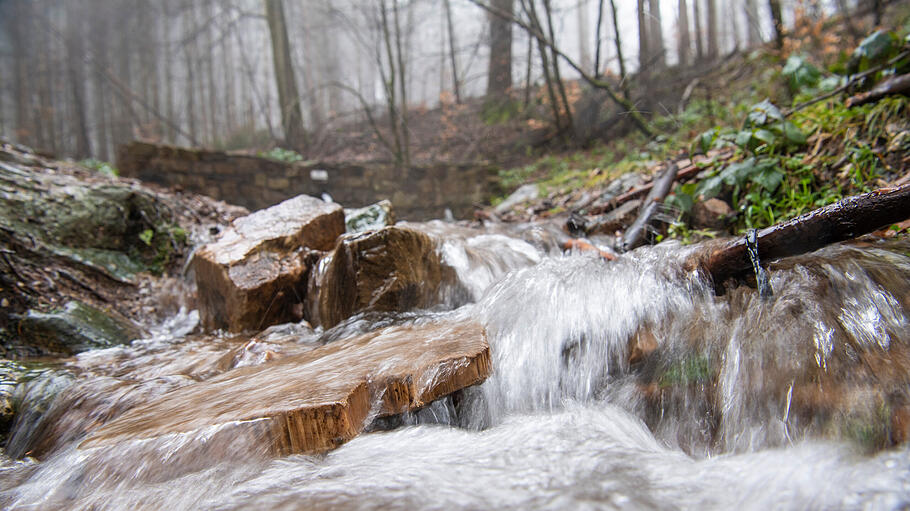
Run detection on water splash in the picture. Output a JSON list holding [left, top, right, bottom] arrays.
[[2, 232, 910, 510]]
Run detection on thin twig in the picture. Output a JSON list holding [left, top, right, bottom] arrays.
[[784, 49, 910, 117]]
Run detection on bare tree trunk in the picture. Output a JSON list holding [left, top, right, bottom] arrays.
[[576, 0, 592, 74], [637, 0, 650, 74], [768, 0, 784, 50], [393, 0, 410, 167], [10, 0, 33, 145], [745, 0, 761, 47], [542, 0, 574, 134], [706, 0, 718, 59], [264, 0, 306, 151], [444, 0, 462, 103], [677, 0, 690, 67], [693, 0, 704, 62], [648, 0, 665, 69], [523, 29, 534, 107], [594, 0, 605, 76], [65, 1, 92, 158], [521, 0, 563, 133], [487, 0, 514, 99], [378, 0, 404, 167], [91, 3, 110, 158], [609, 0, 629, 98]]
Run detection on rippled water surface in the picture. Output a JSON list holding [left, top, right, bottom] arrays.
[[2, 224, 910, 510]]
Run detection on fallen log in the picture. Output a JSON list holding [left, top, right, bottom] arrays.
[[620, 161, 679, 252], [81, 320, 491, 456], [845, 73, 910, 108], [688, 184, 910, 291], [588, 149, 733, 216]]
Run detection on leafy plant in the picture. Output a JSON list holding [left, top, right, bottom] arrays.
[[258, 147, 304, 163], [79, 159, 118, 177]]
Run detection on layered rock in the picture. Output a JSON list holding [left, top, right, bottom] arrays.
[[193, 195, 344, 332], [311, 226, 455, 328], [82, 320, 491, 455]]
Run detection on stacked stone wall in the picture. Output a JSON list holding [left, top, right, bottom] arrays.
[[117, 142, 500, 220]]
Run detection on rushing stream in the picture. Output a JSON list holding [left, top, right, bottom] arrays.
[[2, 221, 910, 510]]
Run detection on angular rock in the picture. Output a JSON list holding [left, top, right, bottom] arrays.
[[345, 200, 395, 233], [311, 226, 454, 328], [691, 198, 734, 230], [15, 301, 144, 357], [193, 195, 344, 332], [82, 320, 491, 455], [495, 183, 539, 215]]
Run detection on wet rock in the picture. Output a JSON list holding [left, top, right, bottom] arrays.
[[345, 200, 395, 233], [5, 366, 77, 458], [15, 301, 143, 357], [495, 184, 538, 215], [83, 320, 491, 455], [312, 226, 455, 328], [193, 195, 344, 332], [588, 199, 642, 235], [0, 360, 27, 439], [691, 198, 733, 230]]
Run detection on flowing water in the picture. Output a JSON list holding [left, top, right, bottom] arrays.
[[2, 222, 910, 510]]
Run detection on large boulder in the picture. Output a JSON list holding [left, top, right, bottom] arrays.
[[193, 195, 344, 332], [311, 226, 455, 328], [83, 320, 491, 455]]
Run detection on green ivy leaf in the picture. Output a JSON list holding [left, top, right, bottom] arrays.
[[751, 167, 785, 193], [139, 229, 154, 246]]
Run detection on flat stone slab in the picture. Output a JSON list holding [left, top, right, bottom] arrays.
[[82, 320, 491, 455], [193, 195, 344, 332]]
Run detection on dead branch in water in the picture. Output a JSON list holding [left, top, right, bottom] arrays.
[[687, 183, 910, 292]]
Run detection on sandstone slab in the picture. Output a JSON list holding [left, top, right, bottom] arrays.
[[193, 195, 344, 332], [82, 321, 491, 455]]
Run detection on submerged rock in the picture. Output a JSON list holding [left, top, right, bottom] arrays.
[[14, 301, 143, 357], [193, 195, 344, 332], [345, 200, 395, 233], [82, 320, 491, 455], [311, 226, 455, 328]]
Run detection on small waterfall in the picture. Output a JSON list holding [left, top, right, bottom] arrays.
[[2, 230, 910, 510]]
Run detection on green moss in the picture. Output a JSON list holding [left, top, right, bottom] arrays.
[[17, 300, 143, 356], [657, 354, 715, 388]]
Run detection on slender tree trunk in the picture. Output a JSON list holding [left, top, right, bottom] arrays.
[[487, 0, 514, 99], [677, 0, 690, 67], [693, 0, 704, 62], [205, 1, 218, 145], [576, 0, 592, 74], [522, 0, 563, 133], [768, 0, 784, 50], [162, 0, 175, 144], [379, 0, 403, 167], [264, 0, 306, 151], [609, 0, 629, 99], [648, 0, 665, 69], [745, 0, 761, 47], [594, 0, 605, 76], [66, 2, 92, 158], [444, 0, 462, 103], [523, 29, 533, 107], [91, 5, 110, 159], [10, 0, 32, 145], [637, 0, 650, 74], [542, 0, 574, 134], [706, 0, 718, 59], [393, 0, 410, 167]]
